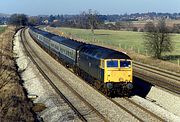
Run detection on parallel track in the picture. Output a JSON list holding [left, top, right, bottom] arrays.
[[133, 62, 180, 94], [22, 28, 166, 122], [77, 80, 165, 122], [134, 61, 180, 78], [81, 78, 165, 121], [112, 97, 165, 122], [20, 28, 108, 122], [46, 27, 180, 95]]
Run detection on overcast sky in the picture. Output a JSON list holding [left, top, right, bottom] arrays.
[[0, 0, 180, 15]]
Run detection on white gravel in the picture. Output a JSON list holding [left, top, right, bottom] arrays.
[[19, 28, 180, 122], [131, 95, 180, 122], [146, 86, 180, 116], [25, 28, 139, 121], [13, 30, 80, 122]]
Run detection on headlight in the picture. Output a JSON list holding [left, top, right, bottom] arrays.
[[126, 83, 133, 89], [106, 83, 113, 89], [119, 78, 123, 82]]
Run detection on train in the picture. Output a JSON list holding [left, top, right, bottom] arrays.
[[28, 27, 133, 96]]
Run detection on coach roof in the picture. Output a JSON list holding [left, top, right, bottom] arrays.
[[32, 27, 84, 49], [50, 32, 84, 49]]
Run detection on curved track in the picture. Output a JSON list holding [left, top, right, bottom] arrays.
[[21, 28, 166, 122], [20, 28, 108, 122]]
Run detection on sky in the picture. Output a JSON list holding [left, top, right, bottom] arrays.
[[0, 0, 180, 16]]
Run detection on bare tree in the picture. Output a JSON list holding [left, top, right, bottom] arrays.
[[87, 9, 99, 34], [79, 11, 89, 29], [143, 19, 173, 59]]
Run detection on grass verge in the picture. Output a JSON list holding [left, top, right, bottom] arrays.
[[0, 27, 6, 34], [46, 27, 180, 73], [0, 26, 35, 121]]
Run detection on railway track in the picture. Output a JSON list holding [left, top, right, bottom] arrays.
[[57, 62, 165, 121], [21, 28, 167, 121], [76, 73, 165, 121], [80, 79, 165, 121], [46, 27, 180, 95], [111, 97, 165, 122], [133, 62, 180, 94], [20, 28, 108, 122]]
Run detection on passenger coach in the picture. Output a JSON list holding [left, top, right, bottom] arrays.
[[29, 27, 133, 96]]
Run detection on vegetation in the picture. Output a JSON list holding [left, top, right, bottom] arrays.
[[0, 27, 6, 33], [56, 27, 145, 51], [143, 19, 173, 59], [47, 27, 180, 73], [86, 9, 100, 34], [1, 11, 180, 33], [8, 14, 28, 26], [50, 27, 180, 64], [0, 27, 35, 121]]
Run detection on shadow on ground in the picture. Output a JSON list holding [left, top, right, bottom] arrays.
[[112, 76, 153, 98], [130, 76, 153, 98]]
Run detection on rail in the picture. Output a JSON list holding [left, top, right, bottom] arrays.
[[45, 27, 180, 95], [20, 28, 108, 122], [22, 28, 168, 121], [111, 97, 165, 122], [133, 61, 180, 80], [133, 61, 180, 94]]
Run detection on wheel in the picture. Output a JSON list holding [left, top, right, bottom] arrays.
[[94, 81, 101, 90], [103, 88, 111, 97]]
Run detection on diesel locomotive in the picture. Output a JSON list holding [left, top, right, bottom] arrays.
[[29, 27, 133, 96]]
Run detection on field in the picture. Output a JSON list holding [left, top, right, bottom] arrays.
[[59, 28, 145, 50], [105, 20, 180, 29], [132, 20, 180, 28], [0, 27, 6, 33], [56, 27, 180, 64], [132, 20, 180, 27]]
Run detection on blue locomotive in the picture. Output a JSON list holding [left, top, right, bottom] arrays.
[[29, 27, 133, 96]]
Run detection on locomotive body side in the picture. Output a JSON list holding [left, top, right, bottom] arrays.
[[29, 27, 133, 96]]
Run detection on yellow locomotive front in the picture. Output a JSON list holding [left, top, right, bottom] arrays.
[[100, 59, 133, 95]]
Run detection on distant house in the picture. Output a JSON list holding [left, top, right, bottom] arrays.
[[43, 20, 49, 24], [53, 19, 59, 23]]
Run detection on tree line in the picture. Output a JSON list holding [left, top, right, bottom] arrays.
[[7, 12, 175, 59], [7, 12, 180, 33]]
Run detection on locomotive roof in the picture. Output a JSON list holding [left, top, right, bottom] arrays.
[[80, 44, 131, 60]]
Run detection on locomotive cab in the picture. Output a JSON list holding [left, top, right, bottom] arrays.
[[104, 59, 132, 83], [101, 59, 133, 93]]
